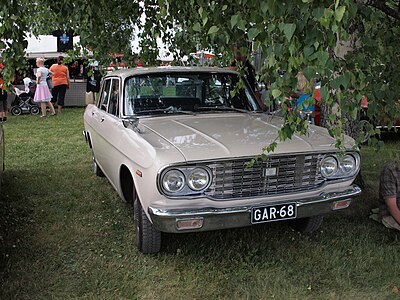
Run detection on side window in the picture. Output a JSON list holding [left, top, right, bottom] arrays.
[[107, 79, 120, 116], [99, 79, 111, 111]]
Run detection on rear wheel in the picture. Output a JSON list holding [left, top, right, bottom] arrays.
[[10, 106, 22, 116], [134, 197, 161, 254], [289, 215, 324, 233]]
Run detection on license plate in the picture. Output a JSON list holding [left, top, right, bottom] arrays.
[[251, 203, 297, 224]]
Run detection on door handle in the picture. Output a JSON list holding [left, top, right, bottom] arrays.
[[100, 117, 105, 123]]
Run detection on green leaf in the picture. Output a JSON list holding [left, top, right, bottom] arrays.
[[231, 15, 240, 29], [193, 22, 201, 32], [272, 89, 281, 98], [281, 23, 296, 42], [303, 67, 316, 81], [303, 46, 314, 58], [331, 75, 350, 90], [321, 86, 329, 100], [261, 2, 268, 14], [202, 15, 208, 26], [237, 19, 247, 30], [208, 26, 219, 34], [315, 51, 329, 66], [335, 6, 346, 22], [313, 7, 325, 19], [351, 107, 358, 119], [248, 28, 260, 40]]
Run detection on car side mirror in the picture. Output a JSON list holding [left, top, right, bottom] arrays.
[[122, 117, 142, 133]]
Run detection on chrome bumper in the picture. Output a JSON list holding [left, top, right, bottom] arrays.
[[148, 185, 361, 233]]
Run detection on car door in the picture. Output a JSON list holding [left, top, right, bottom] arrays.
[[90, 78, 123, 183], [86, 78, 111, 166]]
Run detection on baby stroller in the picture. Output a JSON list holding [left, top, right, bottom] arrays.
[[10, 79, 40, 116]]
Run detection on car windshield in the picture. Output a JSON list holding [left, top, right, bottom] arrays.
[[123, 72, 261, 116]]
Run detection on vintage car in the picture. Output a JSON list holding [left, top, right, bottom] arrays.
[[83, 66, 362, 254]]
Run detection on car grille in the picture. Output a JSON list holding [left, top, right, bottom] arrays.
[[204, 154, 325, 199]]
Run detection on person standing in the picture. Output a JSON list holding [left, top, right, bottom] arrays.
[[33, 57, 56, 117], [0, 73, 8, 122], [50, 56, 70, 114]]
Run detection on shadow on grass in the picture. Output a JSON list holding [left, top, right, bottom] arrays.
[[0, 169, 38, 276]]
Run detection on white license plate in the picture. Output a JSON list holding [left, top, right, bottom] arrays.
[[251, 203, 297, 224]]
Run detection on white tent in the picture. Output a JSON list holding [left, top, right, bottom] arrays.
[[26, 34, 174, 61], [26, 35, 81, 59]]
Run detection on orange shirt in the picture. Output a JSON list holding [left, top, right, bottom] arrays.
[[50, 64, 69, 86]]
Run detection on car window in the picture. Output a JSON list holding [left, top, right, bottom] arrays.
[[124, 73, 260, 116], [99, 79, 111, 111], [107, 79, 120, 116]]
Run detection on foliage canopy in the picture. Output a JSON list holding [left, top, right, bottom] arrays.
[[1, 0, 400, 146]]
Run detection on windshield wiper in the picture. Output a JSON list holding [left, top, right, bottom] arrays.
[[195, 106, 252, 113], [135, 106, 195, 115]]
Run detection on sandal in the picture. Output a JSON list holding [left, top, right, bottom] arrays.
[[40, 115, 46, 118]]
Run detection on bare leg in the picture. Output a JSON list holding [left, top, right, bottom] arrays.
[[40, 102, 46, 117], [48, 102, 56, 115], [58, 105, 62, 114]]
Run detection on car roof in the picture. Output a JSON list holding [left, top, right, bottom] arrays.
[[104, 66, 239, 80]]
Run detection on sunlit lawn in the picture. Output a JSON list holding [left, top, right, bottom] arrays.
[[0, 108, 399, 299]]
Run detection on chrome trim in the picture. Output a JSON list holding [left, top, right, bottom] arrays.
[[159, 166, 212, 196], [148, 185, 361, 233], [156, 151, 360, 200], [376, 125, 400, 129]]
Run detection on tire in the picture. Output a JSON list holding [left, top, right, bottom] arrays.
[[357, 119, 371, 143], [10, 106, 22, 116], [134, 197, 161, 254], [289, 215, 324, 233], [30, 106, 40, 115], [92, 156, 105, 177]]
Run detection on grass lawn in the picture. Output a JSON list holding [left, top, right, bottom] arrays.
[[0, 108, 399, 299]]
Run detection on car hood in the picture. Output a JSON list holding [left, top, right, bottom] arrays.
[[140, 113, 352, 162]]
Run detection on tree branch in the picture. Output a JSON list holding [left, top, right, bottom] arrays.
[[357, 0, 400, 21]]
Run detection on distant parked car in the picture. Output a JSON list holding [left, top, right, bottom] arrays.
[[83, 67, 362, 254]]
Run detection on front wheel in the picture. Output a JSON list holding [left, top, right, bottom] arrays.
[[289, 215, 324, 233], [134, 198, 161, 254], [356, 119, 371, 144], [30, 106, 40, 115]]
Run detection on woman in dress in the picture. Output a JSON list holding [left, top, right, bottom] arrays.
[[33, 57, 56, 117]]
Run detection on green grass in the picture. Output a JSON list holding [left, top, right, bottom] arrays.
[[0, 108, 399, 299]]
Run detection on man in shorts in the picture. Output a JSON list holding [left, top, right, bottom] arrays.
[[379, 163, 400, 231]]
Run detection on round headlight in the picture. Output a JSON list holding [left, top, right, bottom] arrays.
[[162, 169, 185, 193], [187, 168, 210, 191], [341, 154, 356, 175], [321, 156, 338, 178]]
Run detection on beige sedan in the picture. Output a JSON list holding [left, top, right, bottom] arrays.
[[83, 66, 361, 254]]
